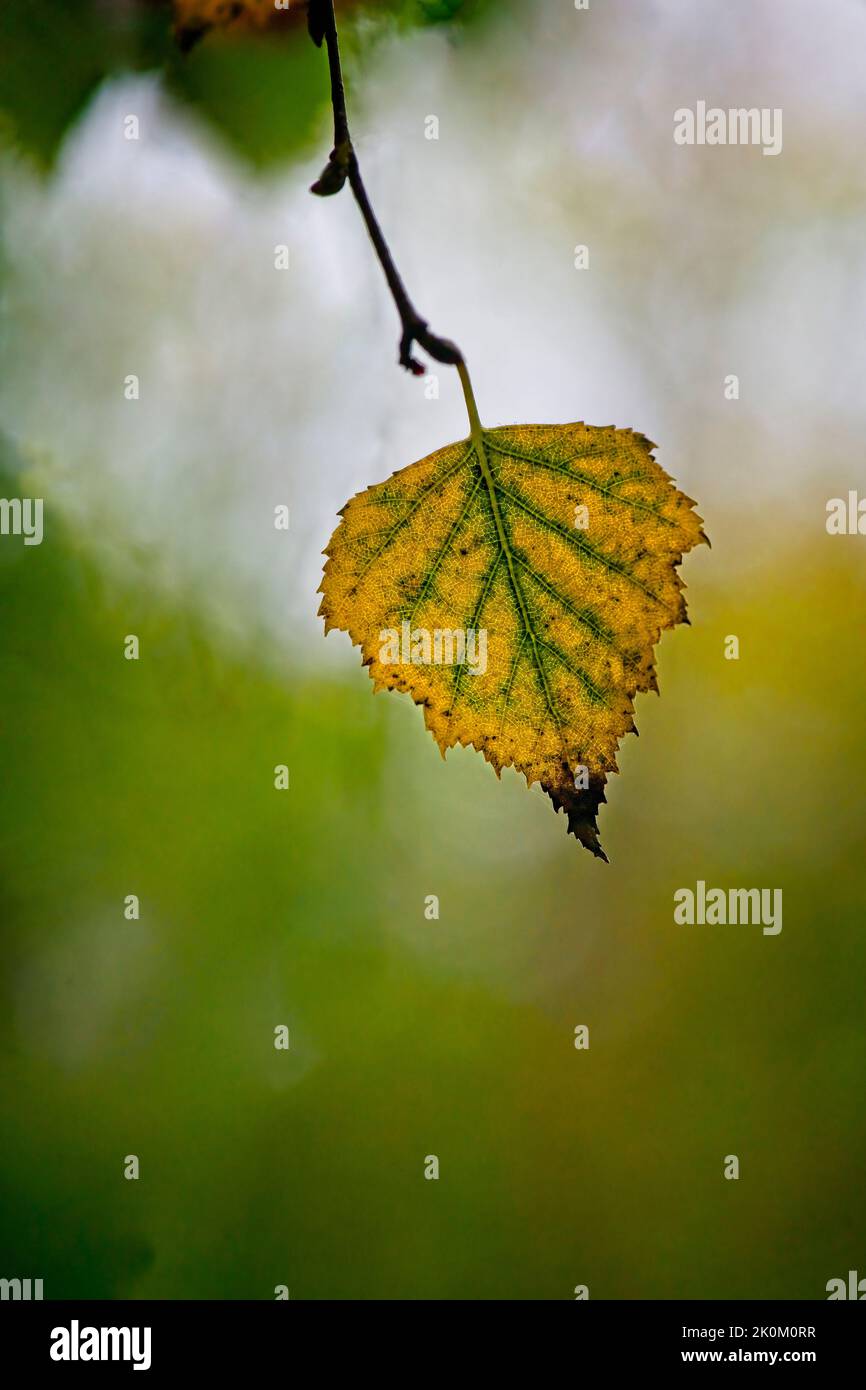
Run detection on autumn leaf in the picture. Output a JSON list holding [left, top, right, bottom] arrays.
[[320, 403, 706, 860], [172, 0, 371, 51], [173, 0, 287, 51]]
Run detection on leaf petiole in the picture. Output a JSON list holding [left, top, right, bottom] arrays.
[[456, 359, 484, 445]]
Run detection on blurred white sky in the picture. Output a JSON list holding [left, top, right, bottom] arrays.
[[1, 0, 865, 662]]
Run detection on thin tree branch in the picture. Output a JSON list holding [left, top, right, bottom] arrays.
[[308, 0, 463, 376]]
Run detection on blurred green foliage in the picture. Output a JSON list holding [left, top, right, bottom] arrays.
[[0, 0, 151, 167], [0, 0, 495, 171], [166, 30, 329, 169]]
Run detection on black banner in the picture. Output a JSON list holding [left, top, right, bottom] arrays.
[[1, 1299, 861, 1375]]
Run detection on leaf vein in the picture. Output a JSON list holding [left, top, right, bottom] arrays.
[[355, 446, 473, 584], [494, 481, 674, 615], [488, 440, 675, 526], [407, 473, 483, 622], [512, 552, 638, 668], [445, 548, 502, 716], [537, 638, 611, 708]]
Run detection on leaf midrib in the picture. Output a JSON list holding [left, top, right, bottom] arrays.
[[467, 430, 565, 739]]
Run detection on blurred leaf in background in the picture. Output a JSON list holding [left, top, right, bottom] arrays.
[[0, 0, 496, 172], [0, 0, 165, 168], [165, 0, 496, 168], [173, 0, 291, 52]]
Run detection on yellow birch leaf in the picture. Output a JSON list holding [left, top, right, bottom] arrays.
[[319, 403, 706, 859]]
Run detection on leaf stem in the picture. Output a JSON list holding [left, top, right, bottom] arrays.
[[309, 0, 471, 393], [457, 359, 484, 444]]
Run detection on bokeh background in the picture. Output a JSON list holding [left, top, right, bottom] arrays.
[[1, 0, 865, 1299]]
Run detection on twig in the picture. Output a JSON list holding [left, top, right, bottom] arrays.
[[308, 0, 464, 377]]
